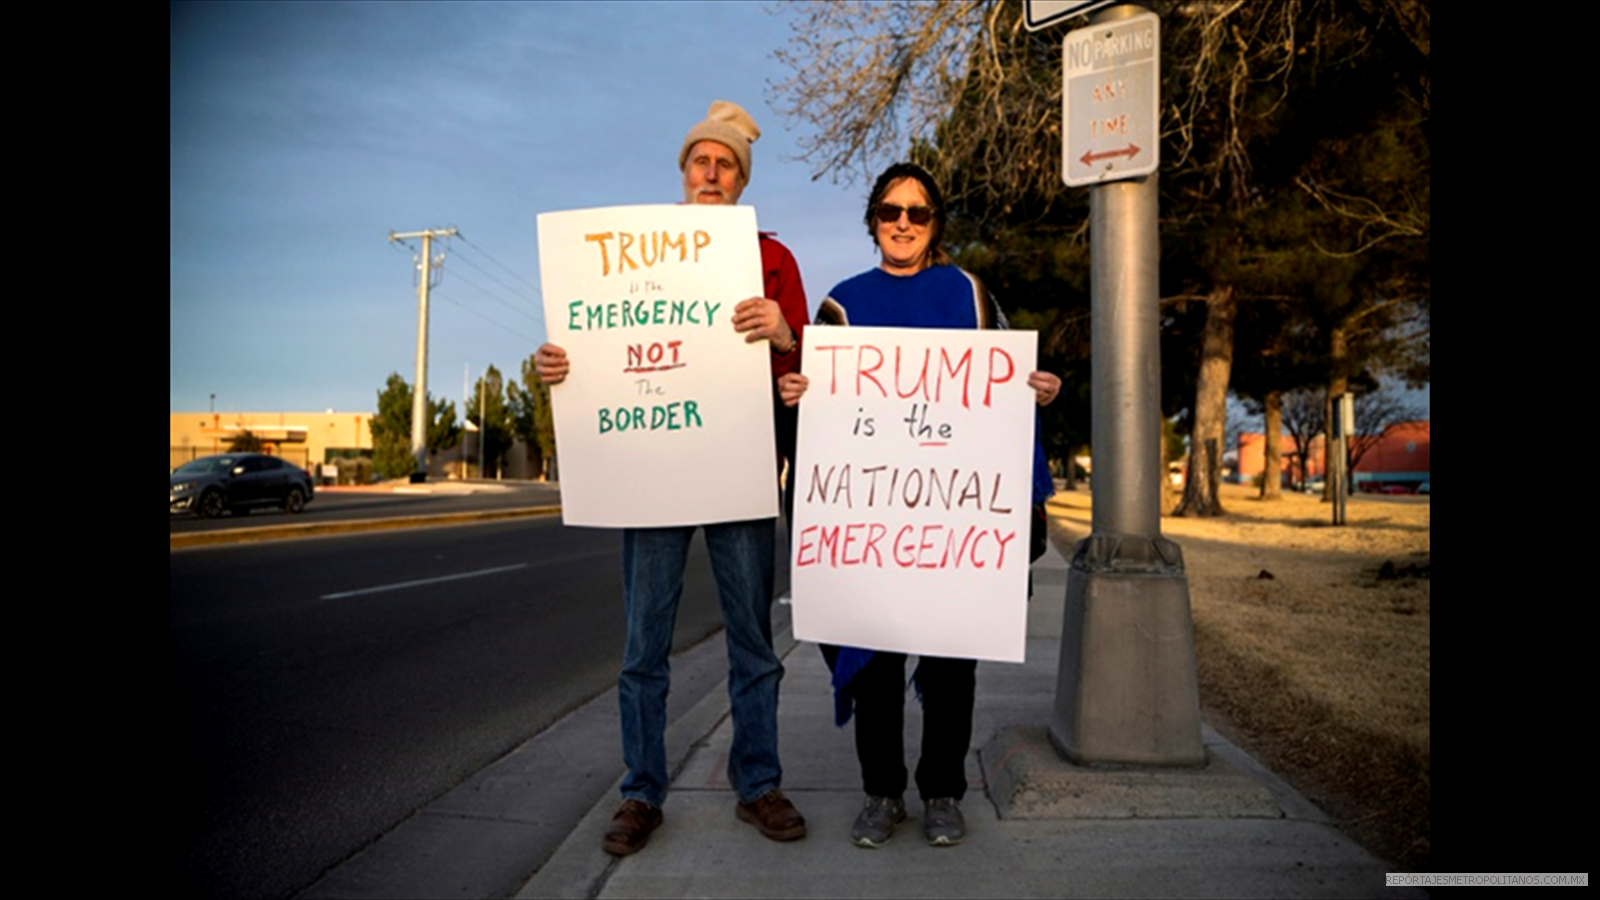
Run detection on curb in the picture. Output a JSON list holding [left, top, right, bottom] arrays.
[[515, 615, 799, 899], [169, 506, 563, 549]]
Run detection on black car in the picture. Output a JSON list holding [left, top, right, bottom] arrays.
[[170, 453, 315, 518]]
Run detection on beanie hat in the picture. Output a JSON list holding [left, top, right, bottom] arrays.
[[678, 100, 760, 183]]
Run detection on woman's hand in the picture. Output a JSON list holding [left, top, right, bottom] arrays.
[[778, 372, 809, 408], [535, 343, 569, 385], [1029, 371, 1061, 406], [732, 297, 797, 354]]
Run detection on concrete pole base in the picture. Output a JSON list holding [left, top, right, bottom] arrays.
[[1050, 538, 1204, 766]]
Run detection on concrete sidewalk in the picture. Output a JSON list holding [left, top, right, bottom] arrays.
[[516, 537, 1419, 899]]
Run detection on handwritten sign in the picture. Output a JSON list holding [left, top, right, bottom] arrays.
[[537, 204, 778, 527], [791, 325, 1038, 662]]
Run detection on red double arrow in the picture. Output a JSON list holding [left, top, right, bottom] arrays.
[[1079, 143, 1142, 166]]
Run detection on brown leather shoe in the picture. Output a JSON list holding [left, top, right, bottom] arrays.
[[735, 789, 806, 841], [602, 799, 663, 856]]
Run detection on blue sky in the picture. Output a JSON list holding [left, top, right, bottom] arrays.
[[170, 1, 1428, 421], [171, 1, 872, 415]]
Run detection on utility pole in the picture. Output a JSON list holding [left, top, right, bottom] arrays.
[[388, 227, 457, 482]]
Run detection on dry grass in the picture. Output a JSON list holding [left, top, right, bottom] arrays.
[[1046, 482, 1431, 869]]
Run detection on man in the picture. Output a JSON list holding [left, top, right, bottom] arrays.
[[534, 100, 810, 857]]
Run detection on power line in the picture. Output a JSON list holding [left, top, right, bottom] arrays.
[[432, 287, 540, 344], [444, 249, 545, 328], [456, 231, 542, 297]]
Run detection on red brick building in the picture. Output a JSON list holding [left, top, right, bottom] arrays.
[[1237, 421, 1430, 491]]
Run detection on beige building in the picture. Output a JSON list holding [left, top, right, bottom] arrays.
[[170, 410, 544, 482], [170, 410, 374, 471]]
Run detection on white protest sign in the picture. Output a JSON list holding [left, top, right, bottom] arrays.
[[537, 204, 778, 527], [791, 325, 1038, 663]]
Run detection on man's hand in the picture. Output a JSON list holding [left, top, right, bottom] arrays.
[[732, 297, 796, 353], [1028, 371, 1062, 406], [778, 373, 809, 408], [536, 343, 570, 385]]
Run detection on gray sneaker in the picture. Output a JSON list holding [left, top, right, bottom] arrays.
[[923, 797, 966, 846], [850, 795, 906, 848]]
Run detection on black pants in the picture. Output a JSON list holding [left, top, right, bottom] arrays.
[[824, 646, 977, 801]]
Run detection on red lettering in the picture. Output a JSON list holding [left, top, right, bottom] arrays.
[[795, 525, 817, 567], [811, 341, 1015, 407], [893, 525, 917, 567], [863, 523, 886, 567], [625, 340, 684, 372], [894, 346, 931, 400], [993, 530, 1017, 569], [841, 523, 865, 566], [939, 347, 973, 408], [798, 523, 1011, 570], [857, 344, 885, 398], [946, 526, 977, 568], [817, 525, 842, 566], [917, 525, 942, 569], [984, 347, 1015, 407], [813, 344, 849, 396]]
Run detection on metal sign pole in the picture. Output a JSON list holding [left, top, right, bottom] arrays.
[[1050, 3, 1203, 766]]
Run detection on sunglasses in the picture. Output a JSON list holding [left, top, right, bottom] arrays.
[[874, 203, 936, 226]]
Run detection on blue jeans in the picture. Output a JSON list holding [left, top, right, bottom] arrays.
[[618, 519, 783, 807]]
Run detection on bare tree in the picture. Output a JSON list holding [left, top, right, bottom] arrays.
[[771, 0, 1429, 518], [1348, 386, 1424, 474], [772, 0, 1066, 213], [1280, 387, 1325, 491]]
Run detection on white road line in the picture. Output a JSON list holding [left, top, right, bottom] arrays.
[[320, 564, 528, 599]]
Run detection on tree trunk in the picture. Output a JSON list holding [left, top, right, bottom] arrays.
[[1160, 427, 1176, 514], [526, 442, 545, 483], [1175, 285, 1236, 517], [1260, 389, 1283, 500]]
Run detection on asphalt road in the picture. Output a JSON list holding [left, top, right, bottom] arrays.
[[172, 505, 783, 898], [168, 481, 563, 536]]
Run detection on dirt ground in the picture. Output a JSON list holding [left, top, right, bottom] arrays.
[[1046, 481, 1431, 870]]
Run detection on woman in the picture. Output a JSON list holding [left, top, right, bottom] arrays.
[[779, 162, 1060, 848]]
